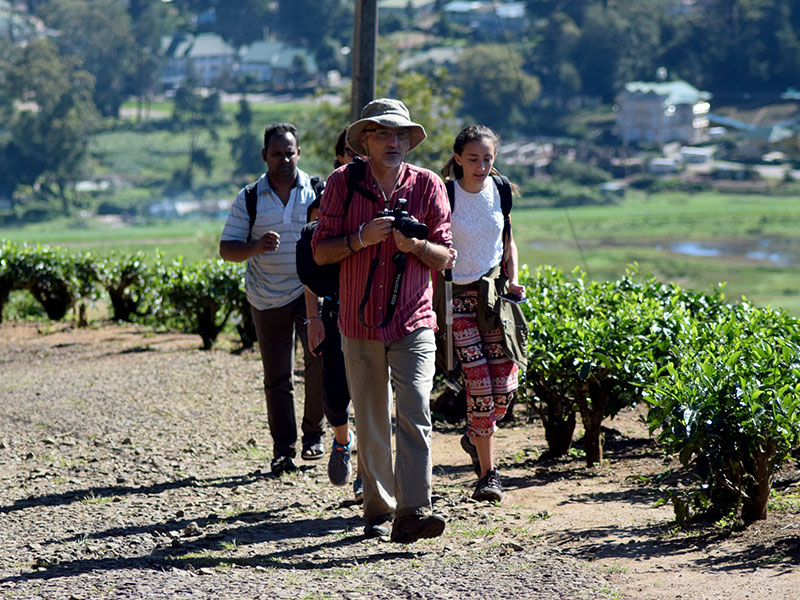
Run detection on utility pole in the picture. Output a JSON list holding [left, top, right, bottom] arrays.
[[350, 0, 378, 122]]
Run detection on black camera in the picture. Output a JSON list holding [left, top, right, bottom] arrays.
[[378, 198, 428, 240]]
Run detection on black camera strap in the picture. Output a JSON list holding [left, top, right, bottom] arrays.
[[358, 243, 406, 329]]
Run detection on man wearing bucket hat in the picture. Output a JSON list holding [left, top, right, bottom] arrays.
[[312, 98, 455, 543]]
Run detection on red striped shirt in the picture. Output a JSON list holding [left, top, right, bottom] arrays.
[[312, 161, 451, 343]]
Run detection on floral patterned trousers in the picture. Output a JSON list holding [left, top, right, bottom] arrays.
[[452, 290, 518, 438]]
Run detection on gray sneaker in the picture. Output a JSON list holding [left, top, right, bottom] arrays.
[[472, 468, 503, 502], [327, 434, 352, 486]]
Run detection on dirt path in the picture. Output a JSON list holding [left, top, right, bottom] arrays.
[[0, 322, 798, 599]]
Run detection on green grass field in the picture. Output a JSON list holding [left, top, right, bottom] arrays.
[[96, 100, 322, 192], [1, 218, 224, 263], [512, 190, 800, 314], [3, 189, 799, 315]]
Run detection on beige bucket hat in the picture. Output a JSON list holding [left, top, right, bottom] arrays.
[[346, 98, 427, 156]]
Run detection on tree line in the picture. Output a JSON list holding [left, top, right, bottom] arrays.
[[1, 0, 797, 214]]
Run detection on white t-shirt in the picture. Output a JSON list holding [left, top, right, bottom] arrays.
[[220, 169, 317, 310], [450, 179, 503, 285]]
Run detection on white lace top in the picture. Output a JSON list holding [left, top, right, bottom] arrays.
[[451, 179, 503, 285]]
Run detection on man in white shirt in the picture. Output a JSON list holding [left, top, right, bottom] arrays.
[[220, 123, 324, 475]]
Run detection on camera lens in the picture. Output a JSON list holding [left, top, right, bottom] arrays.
[[396, 216, 428, 240]]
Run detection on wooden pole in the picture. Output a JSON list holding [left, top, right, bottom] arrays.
[[350, 0, 378, 122]]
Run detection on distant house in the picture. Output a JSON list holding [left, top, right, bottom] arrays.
[[616, 80, 712, 145], [238, 41, 319, 88], [398, 46, 463, 71], [378, 0, 435, 18], [160, 33, 236, 89], [236, 41, 285, 84], [680, 146, 715, 163], [0, 1, 49, 44], [707, 112, 797, 161], [185, 33, 236, 88], [160, 35, 194, 89], [648, 157, 680, 174], [443, 1, 526, 36]]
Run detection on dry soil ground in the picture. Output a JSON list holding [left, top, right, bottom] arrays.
[[1, 322, 799, 599]]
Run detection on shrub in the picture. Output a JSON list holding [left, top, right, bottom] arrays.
[[521, 266, 682, 465], [156, 257, 245, 349], [0, 241, 74, 321], [70, 251, 102, 326], [645, 302, 800, 525], [3, 290, 48, 321], [98, 251, 158, 322], [548, 159, 612, 186]]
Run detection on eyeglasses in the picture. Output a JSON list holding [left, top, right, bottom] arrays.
[[363, 128, 412, 141]]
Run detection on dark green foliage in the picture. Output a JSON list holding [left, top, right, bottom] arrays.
[[0, 241, 75, 321], [0, 38, 99, 212], [521, 258, 800, 523], [156, 257, 245, 350], [230, 99, 265, 178], [521, 266, 677, 464], [70, 251, 102, 326], [36, 0, 137, 118], [547, 159, 611, 186], [7, 240, 800, 525], [645, 302, 800, 525], [98, 251, 158, 322]]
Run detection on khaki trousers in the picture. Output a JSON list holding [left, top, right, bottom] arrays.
[[342, 328, 436, 521]]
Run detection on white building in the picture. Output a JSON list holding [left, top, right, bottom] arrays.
[[160, 33, 236, 89], [616, 80, 712, 145]]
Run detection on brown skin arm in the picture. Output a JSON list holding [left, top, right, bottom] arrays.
[[392, 230, 453, 271], [304, 287, 324, 356], [219, 232, 280, 262], [503, 231, 524, 296], [313, 216, 394, 265], [314, 216, 453, 271]]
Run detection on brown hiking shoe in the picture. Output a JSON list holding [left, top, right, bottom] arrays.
[[390, 514, 446, 544], [364, 514, 392, 539]]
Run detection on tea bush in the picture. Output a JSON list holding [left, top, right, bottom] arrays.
[[6, 241, 800, 524]]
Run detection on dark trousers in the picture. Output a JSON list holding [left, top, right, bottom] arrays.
[[251, 295, 324, 458], [320, 298, 351, 427]]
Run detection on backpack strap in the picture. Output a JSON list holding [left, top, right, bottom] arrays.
[[447, 175, 511, 222], [344, 157, 377, 212], [492, 174, 513, 217], [445, 179, 455, 212], [248, 175, 327, 240], [491, 173, 513, 245], [244, 181, 259, 242], [310, 176, 325, 200], [491, 173, 514, 278], [306, 176, 326, 221]]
